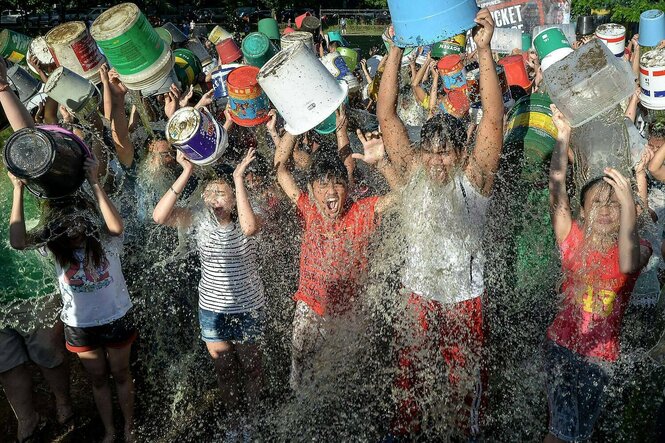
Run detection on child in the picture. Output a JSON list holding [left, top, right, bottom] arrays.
[[9, 155, 136, 443], [545, 105, 651, 443], [152, 148, 265, 427], [272, 111, 401, 390]]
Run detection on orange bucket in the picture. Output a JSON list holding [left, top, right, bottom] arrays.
[[498, 55, 532, 90], [226, 66, 271, 127], [437, 54, 467, 92]]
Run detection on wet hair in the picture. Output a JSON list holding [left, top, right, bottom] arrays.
[[308, 148, 349, 186], [580, 178, 613, 208], [646, 121, 665, 140], [419, 113, 467, 154]]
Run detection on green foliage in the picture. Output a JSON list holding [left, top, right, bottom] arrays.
[[571, 0, 665, 22]]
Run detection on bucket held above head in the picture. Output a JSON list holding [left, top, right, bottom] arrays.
[[640, 48, 665, 110], [161, 21, 189, 44], [226, 66, 271, 128], [639, 10, 665, 48], [166, 106, 227, 165], [281, 31, 315, 54], [7, 64, 41, 105], [209, 25, 233, 45], [595, 24, 626, 58], [46, 21, 106, 84], [44, 66, 100, 117]]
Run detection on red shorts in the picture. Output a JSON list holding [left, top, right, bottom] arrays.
[[392, 292, 486, 437]]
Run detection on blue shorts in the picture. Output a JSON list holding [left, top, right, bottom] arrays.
[[544, 340, 609, 442], [198, 307, 264, 344]]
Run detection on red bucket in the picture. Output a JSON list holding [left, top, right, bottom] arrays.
[[498, 55, 532, 90], [437, 54, 467, 92], [216, 38, 242, 65], [226, 66, 271, 127]]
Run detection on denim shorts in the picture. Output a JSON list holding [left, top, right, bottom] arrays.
[[544, 340, 609, 442], [198, 307, 264, 344]]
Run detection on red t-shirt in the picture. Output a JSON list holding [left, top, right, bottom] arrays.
[[294, 193, 380, 316], [547, 222, 649, 361]]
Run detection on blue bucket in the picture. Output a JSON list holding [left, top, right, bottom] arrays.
[[314, 112, 337, 134], [388, 0, 478, 47], [639, 10, 665, 47]]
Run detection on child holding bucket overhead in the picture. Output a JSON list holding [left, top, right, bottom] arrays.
[[152, 148, 266, 427], [544, 105, 651, 443]]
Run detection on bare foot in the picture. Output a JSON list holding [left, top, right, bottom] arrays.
[[55, 400, 74, 426]]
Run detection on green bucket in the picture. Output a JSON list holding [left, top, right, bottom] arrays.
[[155, 27, 173, 46], [505, 93, 558, 167], [314, 112, 337, 134], [0, 29, 32, 64], [431, 41, 463, 58], [258, 18, 280, 41], [533, 28, 571, 60], [242, 32, 278, 68], [521, 33, 532, 51], [336, 47, 358, 71], [174, 48, 202, 89], [91, 4, 165, 77]]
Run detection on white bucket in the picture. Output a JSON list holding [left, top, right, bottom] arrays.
[[141, 68, 180, 97], [596, 24, 626, 57], [257, 42, 348, 135], [640, 49, 665, 110], [120, 46, 175, 91], [491, 27, 523, 54], [186, 38, 213, 67], [44, 66, 99, 116], [26, 37, 55, 76], [541, 47, 574, 71], [45, 21, 106, 84], [532, 24, 576, 46], [209, 26, 233, 45], [280, 31, 315, 53]]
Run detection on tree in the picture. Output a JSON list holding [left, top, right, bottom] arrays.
[[571, 0, 665, 23]]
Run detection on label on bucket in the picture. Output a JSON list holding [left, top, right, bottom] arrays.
[[168, 108, 218, 161], [8, 50, 24, 63], [212, 66, 236, 99], [72, 33, 105, 72], [0, 30, 30, 60], [441, 67, 467, 92], [96, 13, 164, 76], [507, 112, 558, 139], [229, 93, 270, 125]]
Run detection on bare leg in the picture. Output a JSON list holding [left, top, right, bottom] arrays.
[[77, 349, 115, 443], [34, 323, 73, 424], [205, 341, 242, 416], [107, 344, 135, 443], [234, 343, 263, 412], [0, 364, 40, 441], [544, 433, 567, 443]]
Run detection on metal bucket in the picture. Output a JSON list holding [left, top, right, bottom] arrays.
[[0, 29, 31, 64], [45, 22, 106, 84], [7, 65, 41, 104], [44, 66, 99, 117], [166, 106, 227, 165]]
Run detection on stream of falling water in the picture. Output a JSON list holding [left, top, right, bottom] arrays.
[[128, 90, 156, 139]]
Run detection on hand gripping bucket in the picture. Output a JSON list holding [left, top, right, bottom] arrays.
[[281, 31, 315, 54], [26, 37, 55, 76], [337, 47, 358, 71], [533, 27, 573, 72], [209, 26, 233, 45], [640, 48, 665, 110], [185, 38, 213, 67], [437, 55, 467, 92], [7, 65, 41, 105], [639, 10, 665, 48], [216, 38, 243, 65], [44, 66, 100, 117], [161, 22, 188, 44], [0, 29, 32, 64], [258, 18, 281, 41], [2, 126, 91, 199], [491, 27, 523, 54], [257, 41, 348, 135], [211, 63, 242, 100], [226, 66, 271, 127], [387, 0, 478, 47], [498, 55, 532, 90], [46, 22, 106, 84], [242, 32, 278, 68], [166, 106, 227, 165], [595, 24, 626, 57], [504, 93, 558, 167]]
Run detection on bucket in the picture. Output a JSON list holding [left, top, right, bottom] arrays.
[[300, 16, 321, 33], [576, 15, 596, 37], [337, 47, 358, 71], [44, 66, 99, 116], [314, 112, 337, 134], [226, 66, 271, 127], [640, 49, 665, 110], [174, 48, 203, 89], [387, 0, 478, 47], [532, 25, 576, 46], [596, 24, 626, 57], [216, 38, 242, 64], [166, 106, 227, 165], [257, 41, 348, 135], [431, 41, 462, 58], [295, 12, 311, 30], [521, 33, 532, 51], [498, 55, 531, 90], [242, 32, 278, 68], [45, 22, 106, 84], [185, 38, 213, 67], [321, 52, 360, 93], [211, 63, 241, 99], [504, 93, 557, 166], [258, 18, 280, 41], [7, 65, 41, 104], [0, 29, 31, 64], [281, 31, 315, 53], [161, 22, 188, 44], [440, 88, 470, 118], [639, 10, 665, 48], [283, 27, 295, 35], [26, 37, 55, 75], [491, 27, 523, 54], [209, 25, 233, 45], [416, 45, 431, 65], [91, 3, 165, 78], [533, 27, 571, 62], [2, 126, 91, 199], [437, 54, 467, 92], [155, 27, 173, 46], [142, 68, 179, 97], [328, 31, 348, 47], [466, 65, 513, 110]]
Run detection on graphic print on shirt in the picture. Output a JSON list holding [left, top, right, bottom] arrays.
[[575, 284, 618, 318], [63, 251, 112, 293]]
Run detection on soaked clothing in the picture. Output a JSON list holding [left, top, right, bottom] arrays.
[[294, 194, 380, 316], [0, 324, 65, 373], [55, 235, 132, 328], [198, 307, 264, 343], [546, 222, 649, 362], [64, 313, 137, 353], [290, 300, 328, 390]]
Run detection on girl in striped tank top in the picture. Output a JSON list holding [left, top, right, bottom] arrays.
[[152, 147, 265, 424]]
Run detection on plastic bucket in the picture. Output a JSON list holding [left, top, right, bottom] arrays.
[[533, 25, 576, 46], [242, 32, 278, 68], [576, 15, 595, 37], [300, 16, 321, 33], [3, 126, 91, 199], [295, 12, 311, 29], [161, 22, 188, 44], [185, 38, 213, 67], [437, 54, 467, 92], [533, 28, 571, 61], [216, 38, 242, 64], [328, 31, 348, 47], [283, 27, 295, 35], [155, 27, 173, 46], [7, 65, 41, 104], [439, 88, 470, 118], [209, 25, 233, 45], [640, 49, 665, 110], [504, 93, 557, 166], [226, 66, 271, 127], [337, 47, 358, 71], [91, 3, 165, 77], [431, 41, 462, 58], [211, 63, 241, 99], [142, 68, 179, 97], [639, 10, 665, 47], [46, 22, 106, 84], [491, 27, 523, 54], [258, 18, 280, 41], [174, 48, 203, 89], [321, 52, 360, 93], [466, 65, 513, 110], [26, 37, 55, 75], [314, 112, 337, 134], [44, 66, 99, 115], [521, 33, 532, 51], [257, 41, 348, 135], [541, 47, 574, 72], [166, 106, 227, 165], [281, 31, 314, 53], [0, 29, 31, 64], [387, 0, 478, 47], [596, 24, 626, 57], [498, 55, 531, 90]]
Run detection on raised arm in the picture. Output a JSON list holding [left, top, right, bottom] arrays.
[[548, 104, 573, 244], [428, 63, 439, 119], [85, 154, 124, 236], [101, 66, 134, 168], [376, 45, 415, 174], [410, 55, 432, 104], [464, 9, 505, 196], [0, 58, 34, 131], [648, 138, 665, 182], [336, 106, 355, 188], [233, 147, 262, 236], [8, 173, 29, 250], [273, 115, 301, 205], [152, 151, 194, 228]]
